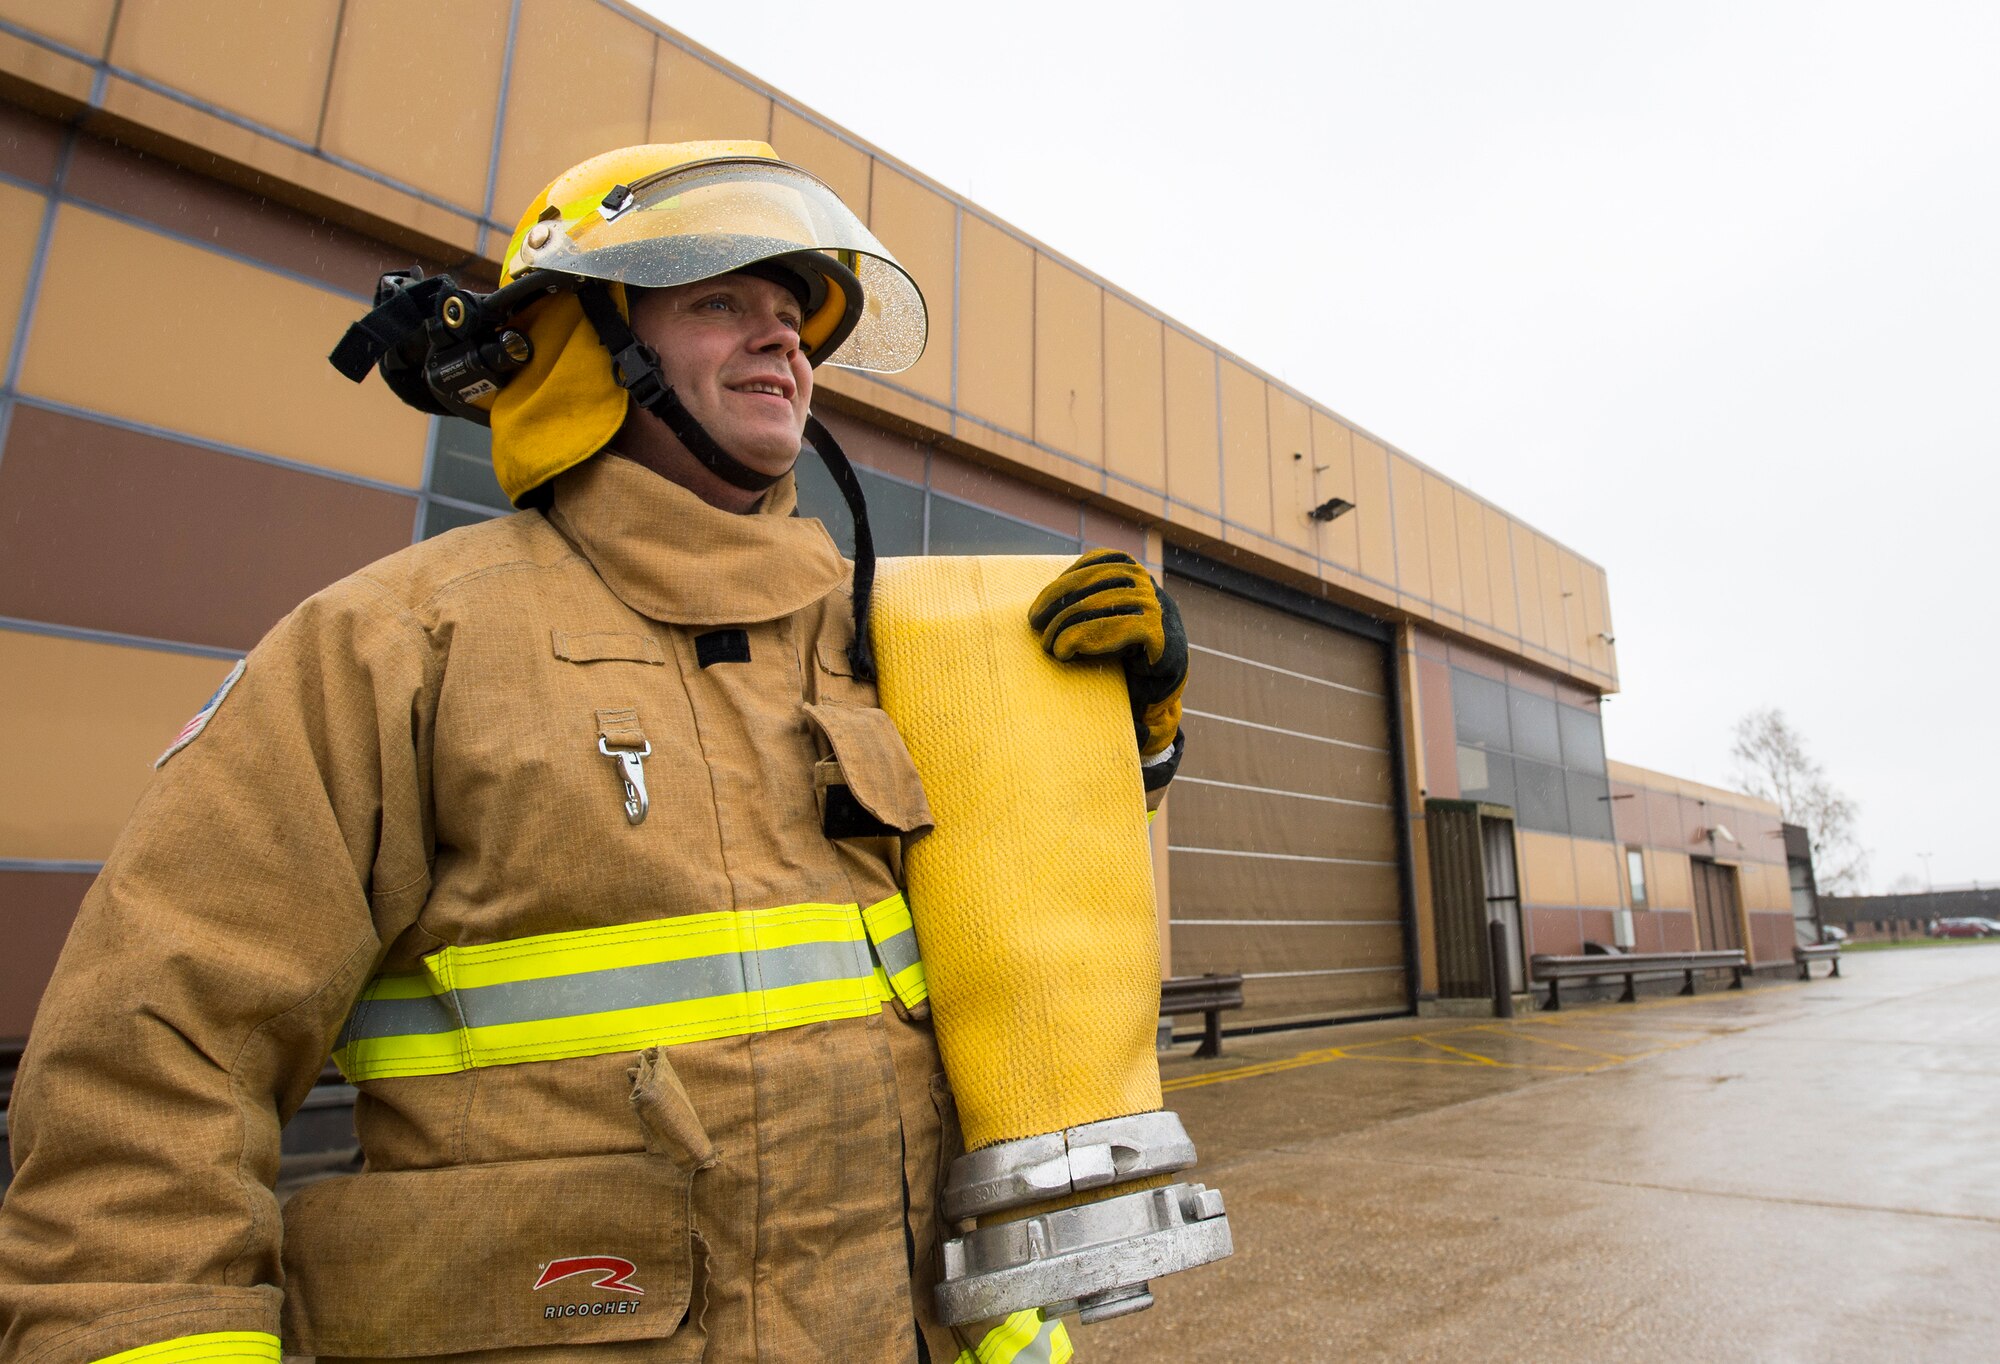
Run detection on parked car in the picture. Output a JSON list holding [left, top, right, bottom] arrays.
[[1932, 918, 2000, 938], [1819, 925, 1849, 944]]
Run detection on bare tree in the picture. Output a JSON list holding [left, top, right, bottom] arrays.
[[1731, 707, 1869, 893]]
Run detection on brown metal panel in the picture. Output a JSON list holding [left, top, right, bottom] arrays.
[[1183, 647, 1393, 750], [1161, 329, 1220, 522], [1523, 906, 1584, 957], [0, 100, 66, 186], [1171, 781, 1397, 863], [0, 406, 415, 650], [1230, 970, 1407, 1029], [1167, 852, 1400, 923], [956, 214, 1035, 436], [1179, 719, 1395, 808], [487, 0, 653, 229], [1171, 923, 1405, 978], [1610, 779, 1647, 845], [63, 133, 461, 297], [24, 205, 431, 487], [109, 0, 344, 145], [320, 0, 508, 214], [1173, 578, 1387, 695], [811, 407, 927, 485], [1, 633, 235, 860], [1659, 911, 1698, 952], [1414, 655, 1459, 800], [0, 870, 91, 1039], [927, 447, 1080, 536]]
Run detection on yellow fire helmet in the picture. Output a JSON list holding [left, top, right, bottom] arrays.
[[329, 140, 924, 676], [485, 140, 927, 505]]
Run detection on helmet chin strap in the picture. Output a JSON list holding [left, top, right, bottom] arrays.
[[574, 279, 880, 682]]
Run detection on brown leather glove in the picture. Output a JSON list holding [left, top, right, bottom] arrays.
[[1029, 549, 1187, 790]]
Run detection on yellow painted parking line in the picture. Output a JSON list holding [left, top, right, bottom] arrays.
[[1470, 1026, 1632, 1062], [1161, 981, 1802, 1093], [1411, 1036, 1507, 1066]]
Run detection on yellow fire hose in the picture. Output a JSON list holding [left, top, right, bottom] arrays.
[[872, 555, 1232, 1327]]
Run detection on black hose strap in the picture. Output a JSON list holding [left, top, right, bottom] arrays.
[[804, 413, 878, 684], [574, 280, 782, 493]]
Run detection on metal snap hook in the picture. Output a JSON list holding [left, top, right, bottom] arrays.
[[598, 737, 653, 825]]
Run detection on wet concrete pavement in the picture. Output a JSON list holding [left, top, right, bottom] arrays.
[[1086, 946, 2000, 1362]]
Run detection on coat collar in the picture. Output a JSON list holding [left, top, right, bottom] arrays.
[[546, 453, 846, 625]]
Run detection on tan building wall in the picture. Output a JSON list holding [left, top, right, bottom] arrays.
[[0, 0, 1618, 689], [1607, 761, 1793, 966]]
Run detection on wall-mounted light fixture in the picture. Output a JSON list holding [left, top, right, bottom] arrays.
[[1309, 497, 1355, 523]]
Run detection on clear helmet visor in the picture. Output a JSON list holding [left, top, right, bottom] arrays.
[[528, 159, 927, 374]]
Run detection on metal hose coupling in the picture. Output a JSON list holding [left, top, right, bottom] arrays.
[[934, 1111, 1233, 1326]]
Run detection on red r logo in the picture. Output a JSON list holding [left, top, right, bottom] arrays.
[[534, 1255, 645, 1295]]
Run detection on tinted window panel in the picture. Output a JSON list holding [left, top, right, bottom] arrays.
[[928, 496, 1080, 556], [1451, 669, 1510, 750], [1514, 759, 1569, 834], [1457, 745, 1515, 811], [793, 457, 925, 558], [430, 418, 510, 511], [1558, 704, 1607, 775], [421, 499, 494, 540], [1507, 691, 1561, 764], [1566, 770, 1613, 840]]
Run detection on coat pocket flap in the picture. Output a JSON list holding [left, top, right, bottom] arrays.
[[553, 629, 667, 664], [813, 591, 858, 678], [802, 700, 934, 836], [282, 1153, 695, 1358]]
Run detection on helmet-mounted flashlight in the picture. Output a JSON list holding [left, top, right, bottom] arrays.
[[330, 269, 560, 425]]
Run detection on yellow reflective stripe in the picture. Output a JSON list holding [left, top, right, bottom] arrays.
[[336, 975, 892, 1081], [886, 958, 928, 1009], [860, 892, 929, 1009], [954, 1310, 1073, 1364], [92, 1333, 281, 1364], [334, 901, 914, 1082], [436, 902, 867, 991]]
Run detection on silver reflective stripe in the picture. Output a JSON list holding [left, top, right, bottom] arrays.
[[1014, 1316, 1065, 1364], [337, 936, 877, 1046], [872, 925, 921, 980]]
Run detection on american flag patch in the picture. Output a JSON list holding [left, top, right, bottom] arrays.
[[155, 659, 246, 769]]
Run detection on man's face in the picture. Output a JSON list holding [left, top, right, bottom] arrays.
[[626, 272, 814, 480]]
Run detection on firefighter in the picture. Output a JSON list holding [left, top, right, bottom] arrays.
[[0, 143, 1185, 1364]]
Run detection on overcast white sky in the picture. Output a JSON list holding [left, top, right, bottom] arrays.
[[644, 1, 1999, 893]]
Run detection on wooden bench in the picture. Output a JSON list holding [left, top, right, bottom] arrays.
[[1529, 950, 1750, 1011], [1794, 942, 1842, 980], [1161, 972, 1245, 1058]]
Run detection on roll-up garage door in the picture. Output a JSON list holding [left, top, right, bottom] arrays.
[[1166, 571, 1409, 1028]]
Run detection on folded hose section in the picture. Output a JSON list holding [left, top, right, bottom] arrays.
[[870, 556, 1164, 1153]]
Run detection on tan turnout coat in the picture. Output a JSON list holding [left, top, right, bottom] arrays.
[[0, 454, 963, 1363]]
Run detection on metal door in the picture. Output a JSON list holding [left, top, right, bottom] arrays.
[[1166, 574, 1407, 1028], [1691, 857, 1744, 952]]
